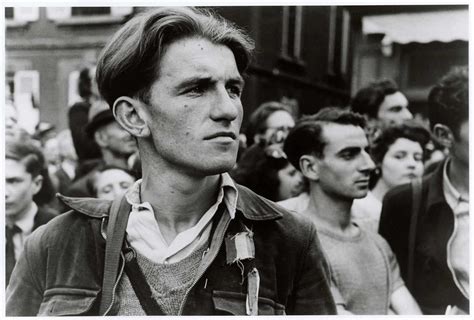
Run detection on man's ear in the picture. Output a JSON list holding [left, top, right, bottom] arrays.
[[433, 124, 454, 148], [31, 175, 43, 196], [94, 129, 107, 148], [113, 97, 150, 138], [299, 155, 319, 181]]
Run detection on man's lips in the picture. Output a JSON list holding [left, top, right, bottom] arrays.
[[204, 132, 237, 140]]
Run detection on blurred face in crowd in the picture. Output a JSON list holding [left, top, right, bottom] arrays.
[[5, 159, 42, 223], [377, 91, 412, 125], [277, 163, 304, 201], [44, 138, 60, 166], [380, 137, 424, 188], [316, 123, 375, 200], [260, 110, 295, 145], [139, 37, 244, 176], [95, 168, 135, 200], [98, 122, 137, 157]]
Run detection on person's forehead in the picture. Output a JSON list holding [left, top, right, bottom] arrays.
[[158, 37, 240, 80], [382, 91, 408, 107], [5, 158, 28, 176], [265, 110, 294, 128], [388, 138, 422, 152], [322, 123, 368, 150]]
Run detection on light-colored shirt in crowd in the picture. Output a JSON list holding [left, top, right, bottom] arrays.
[[11, 202, 38, 260], [311, 220, 404, 314], [351, 191, 382, 233], [277, 192, 310, 213], [125, 173, 237, 264], [443, 160, 469, 299]]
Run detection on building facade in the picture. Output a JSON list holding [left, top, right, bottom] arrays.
[[5, 5, 468, 133]]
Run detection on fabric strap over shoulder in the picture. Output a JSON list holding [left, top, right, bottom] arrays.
[[407, 177, 423, 290], [99, 195, 132, 315]]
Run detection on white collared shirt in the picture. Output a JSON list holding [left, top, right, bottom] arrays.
[[443, 160, 469, 298], [125, 173, 237, 264], [11, 202, 38, 260]]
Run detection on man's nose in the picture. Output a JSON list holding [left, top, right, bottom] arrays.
[[361, 151, 376, 172], [210, 87, 240, 122], [402, 107, 413, 120]]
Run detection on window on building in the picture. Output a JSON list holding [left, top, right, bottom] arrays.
[[5, 7, 14, 19], [71, 7, 111, 16], [282, 6, 303, 60]]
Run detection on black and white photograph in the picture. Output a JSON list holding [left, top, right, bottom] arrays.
[[2, 1, 469, 316]]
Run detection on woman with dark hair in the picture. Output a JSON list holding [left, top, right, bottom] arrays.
[[351, 121, 431, 231], [231, 144, 304, 202]]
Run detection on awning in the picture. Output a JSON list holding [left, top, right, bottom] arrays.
[[362, 10, 469, 46]]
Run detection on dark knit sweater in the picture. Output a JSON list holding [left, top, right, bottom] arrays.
[[116, 242, 208, 315]]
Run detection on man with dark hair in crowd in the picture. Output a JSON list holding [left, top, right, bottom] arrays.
[[379, 66, 469, 315], [6, 7, 335, 316], [284, 107, 421, 315], [351, 79, 413, 127], [5, 136, 57, 287], [68, 66, 102, 177], [63, 99, 137, 198]]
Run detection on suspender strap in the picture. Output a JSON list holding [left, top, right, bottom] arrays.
[[123, 248, 166, 315], [99, 195, 132, 315], [407, 178, 422, 290]]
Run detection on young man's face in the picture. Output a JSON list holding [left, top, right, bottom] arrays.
[[377, 91, 412, 126], [317, 123, 375, 200], [143, 36, 244, 176], [5, 159, 42, 221]]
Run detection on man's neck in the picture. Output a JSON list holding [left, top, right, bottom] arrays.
[[305, 186, 355, 234], [448, 157, 469, 197], [140, 163, 221, 244]]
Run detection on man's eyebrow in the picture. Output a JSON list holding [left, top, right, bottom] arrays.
[[228, 76, 245, 87], [336, 146, 362, 155], [176, 76, 213, 89]]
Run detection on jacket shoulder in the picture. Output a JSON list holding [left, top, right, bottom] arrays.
[[235, 184, 316, 240]]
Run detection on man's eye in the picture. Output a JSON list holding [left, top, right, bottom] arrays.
[[227, 86, 242, 98], [341, 153, 355, 160], [389, 106, 403, 113], [188, 85, 205, 95]]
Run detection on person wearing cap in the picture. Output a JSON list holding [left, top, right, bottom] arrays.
[[6, 7, 335, 316], [62, 99, 137, 198]]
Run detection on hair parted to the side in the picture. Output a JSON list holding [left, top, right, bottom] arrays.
[[96, 7, 255, 108], [284, 107, 366, 171], [351, 79, 399, 119], [6, 136, 46, 178], [428, 65, 468, 140]]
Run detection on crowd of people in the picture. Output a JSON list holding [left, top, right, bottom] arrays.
[[4, 7, 469, 316]]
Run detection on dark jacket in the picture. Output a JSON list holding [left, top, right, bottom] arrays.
[[6, 206, 57, 286], [379, 160, 469, 314], [68, 101, 101, 163], [6, 184, 336, 316]]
